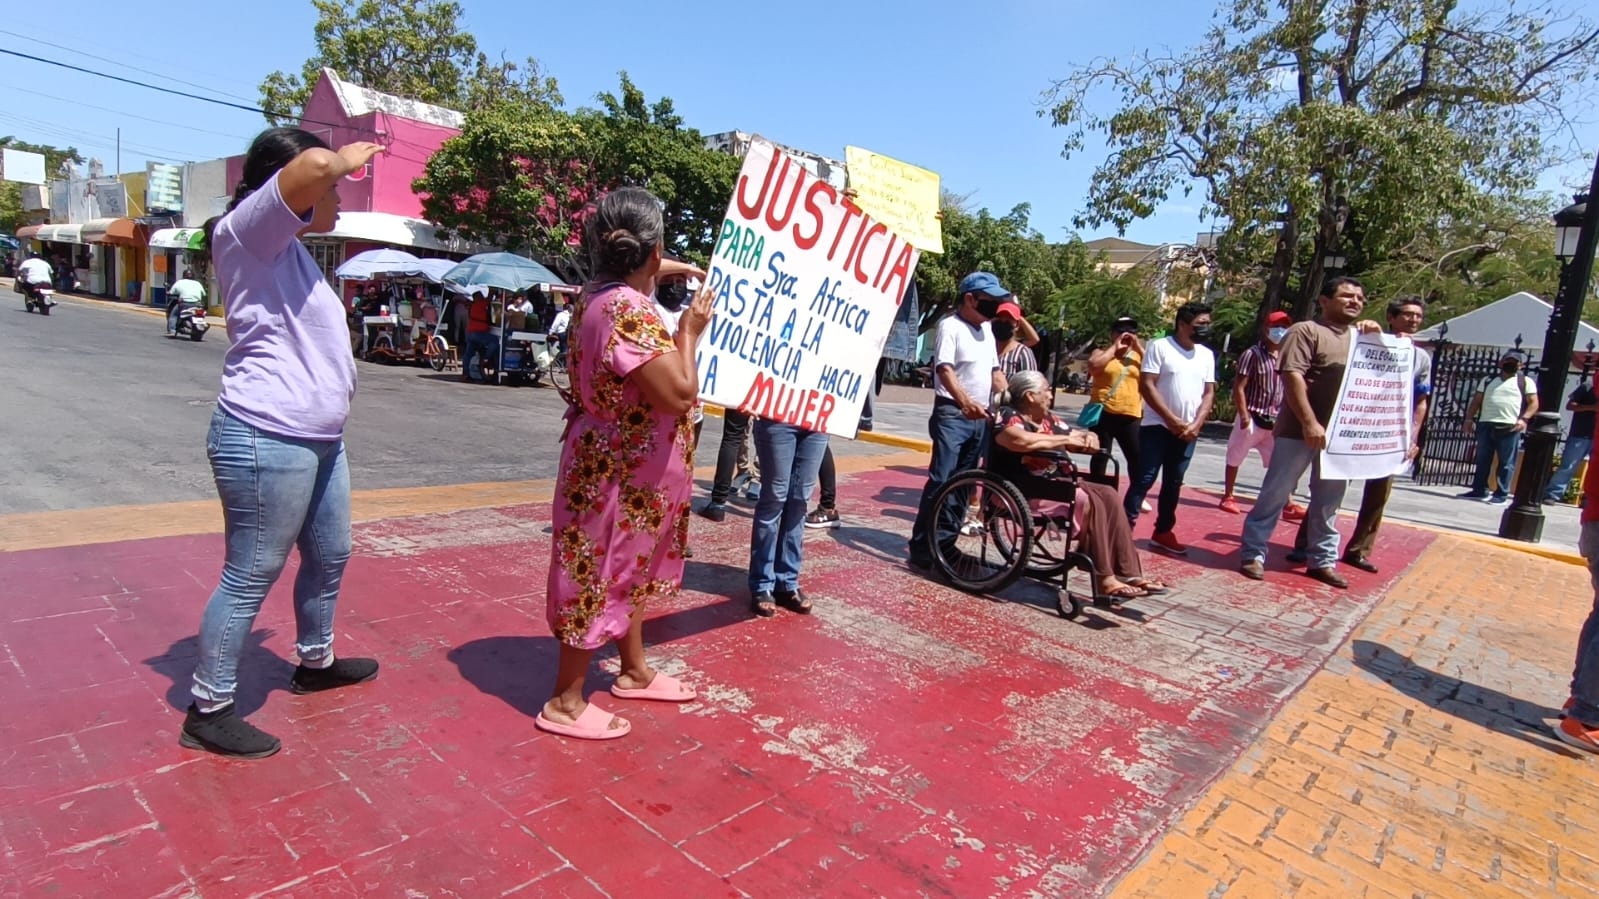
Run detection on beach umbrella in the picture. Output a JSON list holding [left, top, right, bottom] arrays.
[[441, 252, 564, 293], [336, 248, 425, 281]]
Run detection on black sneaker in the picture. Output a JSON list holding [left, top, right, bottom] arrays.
[[180, 703, 281, 759], [697, 502, 728, 522], [804, 507, 841, 529], [290, 657, 380, 695]]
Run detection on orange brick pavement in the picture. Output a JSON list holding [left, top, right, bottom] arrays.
[[1112, 533, 1599, 898]]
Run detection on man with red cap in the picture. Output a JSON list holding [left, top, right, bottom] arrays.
[[1220, 311, 1295, 514]]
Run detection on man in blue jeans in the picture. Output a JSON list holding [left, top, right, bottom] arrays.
[[1123, 302, 1216, 556], [748, 420, 831, 617], [1545, 380, 1597, 503], [1461, 352, 1538, 502], [1240, 277, 1378, 589], [908, 272, 1008, 570], [1560, 413, 1599, 753]]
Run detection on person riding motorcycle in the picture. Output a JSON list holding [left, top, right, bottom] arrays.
[[166, 271, 207, 336], [16, 253, 54, 306]]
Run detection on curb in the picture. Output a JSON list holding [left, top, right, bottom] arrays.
[[701, 404, 932, 454], [57, 292, 165, 317]]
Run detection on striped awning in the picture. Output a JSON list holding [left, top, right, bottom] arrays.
[[81, 218, 146, 247], [18, 223, 84, 245]]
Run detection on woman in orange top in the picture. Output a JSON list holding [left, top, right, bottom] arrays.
[[1086, 316, 1144, 483]]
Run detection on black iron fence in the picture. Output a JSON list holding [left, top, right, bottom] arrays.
[[1415, 342, 1541, 487]]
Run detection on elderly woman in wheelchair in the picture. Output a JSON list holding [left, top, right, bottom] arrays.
[[921, 370, 1169, 618]]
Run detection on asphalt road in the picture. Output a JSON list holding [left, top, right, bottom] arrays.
[[0, 292, 893, 514]]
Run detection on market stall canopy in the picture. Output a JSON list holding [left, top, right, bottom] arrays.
[[19, 223, 84, 245], [336, 248, 424, 281], [417, 258, 458, 283], [305, 212, 478, 254], [81, 218, 146, 247], [149, 228, 206, 250], [442, 252, 566, 293]]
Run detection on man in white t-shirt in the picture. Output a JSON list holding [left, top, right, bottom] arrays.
[[1124, 302, 1217, 556], [908, 271, 1008, 570], [16, 254, 52, 287]]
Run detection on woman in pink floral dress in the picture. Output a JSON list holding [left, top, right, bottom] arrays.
[[538, 187, 713, 741]]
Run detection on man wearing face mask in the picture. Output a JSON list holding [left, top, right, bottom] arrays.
[[908, 272, 1009, 572], [1124, 302, 1217, 556], [1462, 351, 1539, 503], [1219, 311, 1293, 514], [993, 301, 1041, 379], [653, 259, 706, 445]]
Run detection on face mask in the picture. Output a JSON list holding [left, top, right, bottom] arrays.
[[1501, 363, 1519, 376], [1191, 325, 1213, 342], [656, 280, 689, 311], [1268, 327, 1289, 343], [974, 298, 1003, 319], [991, 321, 1016, 342]]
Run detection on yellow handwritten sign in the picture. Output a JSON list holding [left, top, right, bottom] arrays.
[[845, 146, 943, 254]]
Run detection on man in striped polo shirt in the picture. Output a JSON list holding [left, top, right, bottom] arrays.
[[1220, 311, 1295, 514]]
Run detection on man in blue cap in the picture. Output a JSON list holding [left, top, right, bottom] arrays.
[[908, 272, 1011, 571]]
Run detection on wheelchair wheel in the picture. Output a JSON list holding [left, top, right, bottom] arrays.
[[1025, 512, 1075, 578], [928, 471, 1031, 594], [1057, 590, 1085, 619]]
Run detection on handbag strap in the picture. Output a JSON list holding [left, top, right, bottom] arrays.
[[1102, 358, 1134, 399]]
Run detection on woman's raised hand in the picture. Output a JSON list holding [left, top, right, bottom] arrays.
[[336, 142, 386, 174], [679, 283, 715, 340]]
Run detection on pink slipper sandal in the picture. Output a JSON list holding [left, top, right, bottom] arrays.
[[610, 672, 697, 702], [535, 703, 631, 740]]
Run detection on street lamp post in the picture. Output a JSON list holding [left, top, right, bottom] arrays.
[[1500, 151, 1599, 542]]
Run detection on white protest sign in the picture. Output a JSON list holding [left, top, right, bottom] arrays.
[[700, 137, 920, 438], [1321, 332, 1415, 480]]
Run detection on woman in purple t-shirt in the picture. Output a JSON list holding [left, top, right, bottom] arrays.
[[180, 128, 385, 759]]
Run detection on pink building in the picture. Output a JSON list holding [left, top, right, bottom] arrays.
[[224, 68, 478, 285]]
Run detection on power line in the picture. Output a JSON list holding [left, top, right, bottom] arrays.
[[0, 112, 190, 162], [0, 47, 365, 135], [0, 28, 261, 104], [0, 83, 257, 142]]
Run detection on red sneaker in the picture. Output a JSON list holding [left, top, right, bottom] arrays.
[[1219, 497, 1243, 514], [1282, 503, 1307, 522], [1150, 531, 1188, 556], [1562, 696, 1576, 718], [1556, 716, 1599, 755]]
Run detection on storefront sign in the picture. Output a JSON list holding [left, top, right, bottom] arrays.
[[68, 178, 128, 221], [1322, 333, 1415, 480], [146, 162, 183, 211], [701, 137, 920, 438], [844, 146, 943, 253]]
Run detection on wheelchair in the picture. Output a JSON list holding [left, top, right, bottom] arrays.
[[921, 437, 1122, 620]]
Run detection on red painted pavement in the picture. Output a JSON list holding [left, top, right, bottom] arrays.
[[0, 468, 1432, 898]]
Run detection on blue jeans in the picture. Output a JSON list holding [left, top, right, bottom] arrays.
[[1573, 522, 1599, 726], [463, 332, 499, 381], [748, 420, 829, 594], [1471, 425, 1521, 498], [908, 402, 988, 563], [1124, 425, 1197, 534], [1240, 436, 1349, 569], [191, 408, 352, 706], [1546, 435, 1593, 501]]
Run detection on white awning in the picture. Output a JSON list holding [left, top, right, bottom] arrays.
[[149, 227, 206, 250], [304, 212, 483, 254], [34, 224, 84, 245]]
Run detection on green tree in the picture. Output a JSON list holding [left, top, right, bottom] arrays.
[[1043, 0, 1599, 323], [259, 0, 560, 122], [0, 138, 83, 233], [1050, 270, 1165, 357], [916, 198, 1089, 330], [413, 103, 597, 280], [576, 73, 738, 265]]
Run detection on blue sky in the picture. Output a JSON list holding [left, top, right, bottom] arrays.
[[2, 0, 1594, 245]]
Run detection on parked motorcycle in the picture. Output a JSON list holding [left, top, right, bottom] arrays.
[[170, 301, 210, 342], [20, 281, 55, 315]]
